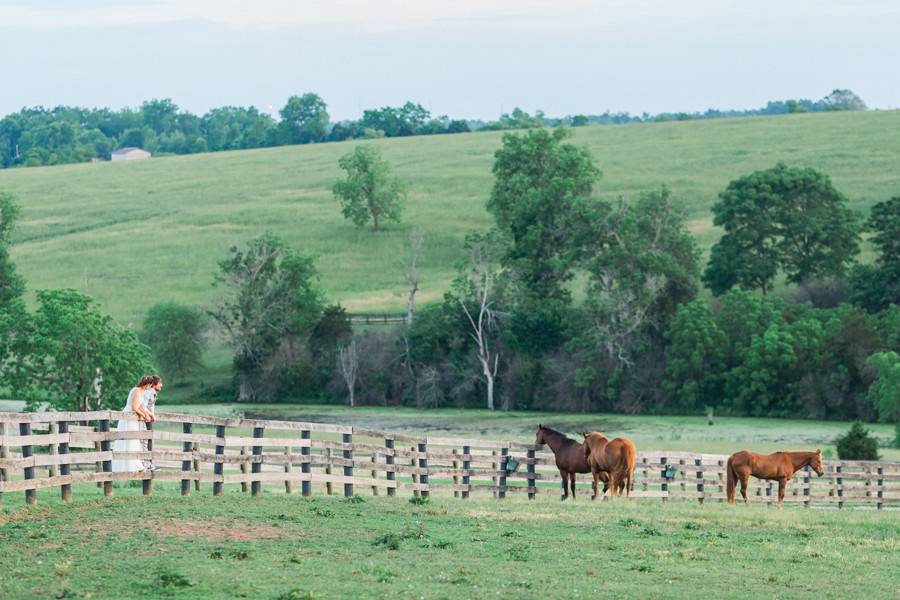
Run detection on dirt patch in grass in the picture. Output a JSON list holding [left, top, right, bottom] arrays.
[[153, 518, 285, 542]]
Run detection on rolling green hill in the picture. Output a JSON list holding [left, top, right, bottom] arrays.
[[3, 110, 900, 329]]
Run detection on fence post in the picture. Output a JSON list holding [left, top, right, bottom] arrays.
[[498, 445, 508, 499], [452, 448, 460, 498], [418, 440, 429, 499], [240, 446, 249, 493], [284, 446, 293, 494], [48, 422, 59, 479], [716, 459, 724, 502], [370, 454, 378, 496], [492, 450, 499, 498], [385, 437, 395, 497], [343, 432, 354, 498], [803, 466, 810, 508], [213, 425, 225, 496], [876, 466, 883, 510], [143, 422, 154, 496], [181, 422, 193, 496], [325, 448, 333, 495], [193, 441, 201, 492], [462, 445, 471, 499], [98, 418, 113, 498], [660, 456, 668, 502], [20, 422, 36, 505], [251, 427, 264, 497], [695, 457, 704, 505], [836, 464, 843, 509], [527, 448, 536, 500], [0, 422, 7, 506], [301, 429, 311, 497], [58, 421, 71, 502]]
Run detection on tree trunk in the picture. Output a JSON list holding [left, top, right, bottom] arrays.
[[486, 371, 495, 411], [238, 374, 253, 403], [372, 212, 380, 232], [406, 282, 418, 325], [349, 387, 355, 408]]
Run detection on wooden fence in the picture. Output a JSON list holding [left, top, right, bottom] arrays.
[[1, 410, 898, 509]]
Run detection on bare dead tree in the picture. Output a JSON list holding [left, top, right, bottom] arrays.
[[403, 228, 425, 325], [459, 237, 501, 410], [338, 340, 359, 407]]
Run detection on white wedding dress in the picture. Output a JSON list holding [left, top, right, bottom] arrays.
[[111, 387, 147, 472]]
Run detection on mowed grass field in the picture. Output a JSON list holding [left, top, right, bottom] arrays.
[[1, 488, 898, 599], [3, 110, 900, 328]]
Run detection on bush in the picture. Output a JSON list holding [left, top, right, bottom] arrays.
[[835, 421, 880, 460]]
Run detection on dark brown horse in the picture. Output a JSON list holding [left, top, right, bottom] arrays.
[[583, 432, 637, 499], [535, 425, 606, 500], [727, 450, 825, 506]]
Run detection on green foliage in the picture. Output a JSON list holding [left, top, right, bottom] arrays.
[[141, 301, 207, 384], [664, 299, 728, 411], [210, 233, 325, 402], [866, 351, 900, 423], [279, 93, 329, 144], [487, 126, 599, 303], [21, 289, 153, 411], [835, 421, 880, 460], [850, 197, 900, 312], [704, 163, 860, 295], [0, 192, 24, 307], [333, 146, 405, 232]]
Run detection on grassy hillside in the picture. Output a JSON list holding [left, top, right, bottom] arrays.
[[3, 110, 900, 329]]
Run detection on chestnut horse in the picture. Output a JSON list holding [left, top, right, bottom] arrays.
[[582, 432, 637, 499], [727, 450, 825, 506], [535, 425, 607, 500]]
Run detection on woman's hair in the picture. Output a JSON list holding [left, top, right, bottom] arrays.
[[137, 375, 161, 387]]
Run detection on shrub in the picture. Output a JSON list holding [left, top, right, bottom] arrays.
[[835, 421, 880, 460]]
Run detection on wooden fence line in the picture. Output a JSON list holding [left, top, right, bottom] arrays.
[[0, 410, 897, 509]]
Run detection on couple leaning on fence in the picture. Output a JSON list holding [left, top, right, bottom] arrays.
[[110, 375, 162, 473]]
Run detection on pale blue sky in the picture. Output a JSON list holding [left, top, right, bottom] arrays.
[[1, 0, 898, 120]]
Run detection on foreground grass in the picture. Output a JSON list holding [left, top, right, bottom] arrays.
[[1, 485, 897, 599]]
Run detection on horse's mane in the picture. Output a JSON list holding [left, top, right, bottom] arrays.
[[540, 426, 578, 444]]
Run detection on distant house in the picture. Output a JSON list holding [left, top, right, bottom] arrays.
[[111, 147, 151, 161]]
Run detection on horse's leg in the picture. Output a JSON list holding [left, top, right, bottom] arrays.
[[778, 477, 787, 507], [569, 472, 577, 499], [559, 470, 568, 501], [740, 473, 750, 505], [591, 471, 599, 500]]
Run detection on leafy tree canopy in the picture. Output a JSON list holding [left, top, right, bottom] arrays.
[[703, 163, 860, 295], [332, 145, 405, 232]]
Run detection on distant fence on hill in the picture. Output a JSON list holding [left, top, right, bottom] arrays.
[[348, 312, 407, 325], [1, 410, 897, 509]]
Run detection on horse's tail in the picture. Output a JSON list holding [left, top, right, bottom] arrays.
[[726, 455, 736, 504], [624, 440, 637, 496]]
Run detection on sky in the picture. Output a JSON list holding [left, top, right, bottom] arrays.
[[1, 0, 899, 121]]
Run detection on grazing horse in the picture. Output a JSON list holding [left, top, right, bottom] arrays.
[[727, 450, 825, 506], [582, 432, 637, 499], [535, 425, 606, 500]]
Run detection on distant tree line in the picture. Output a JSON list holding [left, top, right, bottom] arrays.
[[1, 122, 897, 431], [0, 89, 866, 169]]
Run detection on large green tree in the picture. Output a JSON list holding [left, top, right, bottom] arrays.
[[279, 93, 329, 144], [141, 302, 207, 385], [332, 145, 405, 232], [211, 232, 324, 402], [22, 289, 152, 411], [850, 196, 900, 312], [487, 127, 599, 303], [703, 164, 860, 295], [0, 192, 26, 387]]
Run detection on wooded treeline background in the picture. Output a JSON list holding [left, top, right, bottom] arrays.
[[0, 89, 866, 169], [1, 120, 898, 431]]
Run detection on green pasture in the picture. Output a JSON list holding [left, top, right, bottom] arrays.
[[3, 110, 900, 326], [1, 486, 898, 599]]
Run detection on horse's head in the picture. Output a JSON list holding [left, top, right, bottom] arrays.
[[582, 432, 607, 455], [535, 424, 546, 446], [809, 449, 824, 476]]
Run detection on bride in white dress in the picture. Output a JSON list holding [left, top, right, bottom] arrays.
[[111, 376, 158, 472]]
